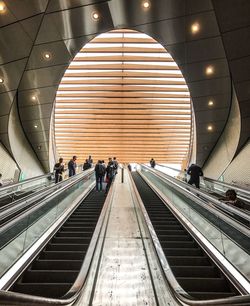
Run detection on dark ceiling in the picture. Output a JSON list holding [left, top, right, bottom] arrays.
[[0, 0, 249, 171]]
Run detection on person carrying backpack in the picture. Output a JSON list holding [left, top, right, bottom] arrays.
[[105, 158, 115, 194], [95, 160, 104, 191]]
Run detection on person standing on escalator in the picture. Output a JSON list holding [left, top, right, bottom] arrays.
[[187, 163, 203, 188], [54, 158, 64, 183]]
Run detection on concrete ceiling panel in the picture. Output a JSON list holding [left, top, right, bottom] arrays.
[[27, 131, 50, 144], [18, 86, 58, 107], [5, 0, 48, 20], [0, 91, 16, 116], [0, 24, 33, 65], [188, 77, 230, 98], [47, 0, 108, 13], [191, 93, 231, 112], [180, 58, 229, 83], [27, 41, 73, 70], [186, 0, 213, 14], [36, 2, 113, 43], [0, 59, 27, 94], [212, 0, 250, 32], [230, 56, 250, 83], [19, 64, 68, 90], [19, 104, 53, 121]]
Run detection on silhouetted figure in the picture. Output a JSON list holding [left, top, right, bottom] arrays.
[[54, 158, 64, 183], [83, 159, 91, 171], [88, 155, 93, 166], [113, 157, 118, 174], [68, 156, 77, 177], [0, 173, 3, 187], [220, 189, 246, 210], [95, 160, 105, 191], [105, 158, 115, 194], [187, 164, 203, 188], [128, 164, 132, 172], [150, 158, 156, 168]]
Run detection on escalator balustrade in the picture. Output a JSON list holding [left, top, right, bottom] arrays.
[[132, 172, 239, 299], [10, 191, 106, 298]]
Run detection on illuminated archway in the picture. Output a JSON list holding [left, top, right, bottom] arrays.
[[55, 29, 191, 165]]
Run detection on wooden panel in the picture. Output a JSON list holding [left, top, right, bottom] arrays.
[[54, 29, 191, 164]]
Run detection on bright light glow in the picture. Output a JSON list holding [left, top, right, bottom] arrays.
[[191, 22, 200, 34], [34, 125, 38, 128], [142, 1, 150, 8], [43, 52, 51, 60], [31, 95, 36, 101], [206, 65, 214, 75], [208, 100, 214, 106], [207, 125, 213, 131], [0, 77, 4, 84], [92, 12, 99, 20], [0, 2, 6, 12]]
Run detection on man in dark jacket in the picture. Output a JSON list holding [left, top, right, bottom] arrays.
[[68, 156, 77, 177], [187, 164, 203, 188], [83, 159, 91, 171], [54, 158, 64, 183], [95, 160, 105, 191]]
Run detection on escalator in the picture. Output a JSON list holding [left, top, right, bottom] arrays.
[[9, 190, 106, 298], [132, 172, 239, 300], [0, 174, 52, 208]]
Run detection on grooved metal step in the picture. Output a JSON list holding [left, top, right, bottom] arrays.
[[10, 190, 106, 298], [131, 172, 239, 300]]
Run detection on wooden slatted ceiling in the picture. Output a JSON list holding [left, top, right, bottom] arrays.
[[55, 30, 191, 164]]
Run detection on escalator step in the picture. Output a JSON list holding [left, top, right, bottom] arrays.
[[51, 237, 91, 244], [155, 230, 187, 235], [40, 251, 86, 260], [56, 232, 92, 238], [21, 270, 78, 283], [188, 292, 237, 299], [33, 259, 82, 270], [12, 283, 72, 298], [45, 243, 89, 251], [167, 256, 210, 266], [158, 235, 192, 241], [163, 248, 203, 256], [177, 277, 231, 292], [160, 241, 196, 248], [61, 226, 95, 232], [171, 266, 218, 277]]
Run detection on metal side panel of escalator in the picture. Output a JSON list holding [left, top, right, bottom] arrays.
[[131, 172, 240, 300], [9, 190, 106, 299]]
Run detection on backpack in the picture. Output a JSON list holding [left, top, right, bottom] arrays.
[[96, 163, 105, 176]]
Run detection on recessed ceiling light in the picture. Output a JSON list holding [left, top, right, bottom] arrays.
[[191, 22, 200, 34], [92, 12, 99, 20], [142, 1, 150, 8], [31, 95, 36, 101], [37, 145, 41, 150], [0, 77, 4, 84], [206, 65, 214, 75], [207, 125, 213, 131], [0, 2, 6, 13], [43, 52, 52, 60], [208, 100, 214, 106], [34, 125, 38, 128]]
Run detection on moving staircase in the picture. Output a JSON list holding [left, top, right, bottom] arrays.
[[132, 172, 239, 299], [10, 190, 106, 298]]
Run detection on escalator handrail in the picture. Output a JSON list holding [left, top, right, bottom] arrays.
[[156, 163, 250, 197], [0, 173, 116, 305], [134, 169, 250, 305], [0, 169, 94, 225], [0, 169, 94, 239], [0, 173, 52, 196], [148, 165, 250, 224]]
